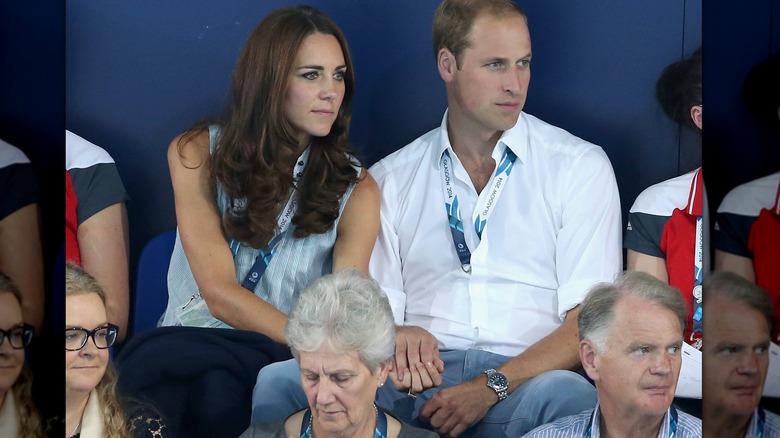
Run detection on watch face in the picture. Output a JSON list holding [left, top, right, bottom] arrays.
[[488, 372, 508, 390]]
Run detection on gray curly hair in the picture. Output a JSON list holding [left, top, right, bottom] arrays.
[[285, 269, 395, 372]]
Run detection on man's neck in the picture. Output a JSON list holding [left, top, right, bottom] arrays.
[[446, 115, 501, 162], [704, 411, 751, 438], [445, 113, 503, 194], [599, 404, 665, 438]]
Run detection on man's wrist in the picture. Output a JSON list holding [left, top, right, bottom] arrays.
[[483, 368, 508, 403]]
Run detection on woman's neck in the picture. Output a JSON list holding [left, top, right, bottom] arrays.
[[0, 390, 6, 411], [311, 406, 377, 438], [65, 390, 90, 437]]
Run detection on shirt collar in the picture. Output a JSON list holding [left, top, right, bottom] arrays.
[[589, 403, 674, 438], [433, 109, 528, 169], [0, 389, 19, 437], [746, 407, 763, 437]]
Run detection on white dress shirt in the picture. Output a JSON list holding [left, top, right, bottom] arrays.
[[369, 111, 622, 357]]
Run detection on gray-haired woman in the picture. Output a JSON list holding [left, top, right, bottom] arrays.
[[242, 269, 436, 438]]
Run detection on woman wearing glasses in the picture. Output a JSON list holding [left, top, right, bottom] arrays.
[[0, 272, 43, 437], [65, 263, 166, 438]]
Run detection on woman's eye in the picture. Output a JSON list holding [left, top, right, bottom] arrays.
[[334, 71, 345, 81], [302, 71, 319, 80]]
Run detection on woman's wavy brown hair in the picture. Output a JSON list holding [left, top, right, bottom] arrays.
[[182, 6, 360, 249], [0, 273, 44, 438]]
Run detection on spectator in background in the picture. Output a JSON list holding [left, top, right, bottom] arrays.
[[524, 271, 701, 438], [0, 272, 44, 438], [66, 130, 130, 343], [65, 263, 166, 438], [625, 48, 704, 350], [703, 271, 780, 437], [0, 138, 44, 335], [714, 54, 780, 342]]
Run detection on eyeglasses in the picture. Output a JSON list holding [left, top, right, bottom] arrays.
[[65, 324, 119, 351], [0, 323, 34, 349]]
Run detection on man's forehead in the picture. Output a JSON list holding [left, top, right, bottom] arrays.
[[608, 295, 683, 337]]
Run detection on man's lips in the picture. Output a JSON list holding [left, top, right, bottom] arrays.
[[643, 385, 671, 395], [730, 385, 760, 396], [496, 102, 520, 111]]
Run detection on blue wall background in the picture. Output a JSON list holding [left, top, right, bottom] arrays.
[[65, 1, 702, 290], [704, 0, 780, 211]]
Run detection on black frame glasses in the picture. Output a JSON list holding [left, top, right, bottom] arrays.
[[65, 323, 119, 351], [0, 323, 34, 349]]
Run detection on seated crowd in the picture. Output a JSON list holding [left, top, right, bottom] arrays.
[[53, 1, 778, 438]]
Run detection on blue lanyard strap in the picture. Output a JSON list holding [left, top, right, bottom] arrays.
[[440, 147, 517, 273], [230, 147, 309, 291], [690, 169, 703, 347]]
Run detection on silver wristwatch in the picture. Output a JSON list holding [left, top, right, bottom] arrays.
[[484, 368, 508, 402]]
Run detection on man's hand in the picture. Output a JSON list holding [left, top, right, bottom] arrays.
[[419, 377, 496, 437], [389, 326, 445, 393]]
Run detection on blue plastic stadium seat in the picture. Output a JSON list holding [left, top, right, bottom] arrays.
[[131, 229, 176, 338]]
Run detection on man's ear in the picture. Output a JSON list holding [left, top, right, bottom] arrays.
[[690, 104, 702, 130], [437, 48, 456, 82], [580, 339, 600, 382]]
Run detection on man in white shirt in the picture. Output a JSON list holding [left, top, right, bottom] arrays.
[[703, 271, 780, 437], [251, 0, 621, 435], [524, 271, 702, 437]]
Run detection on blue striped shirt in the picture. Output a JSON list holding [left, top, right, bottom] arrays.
[[746, 408, 780, 437], [523, 404, 701, 438]]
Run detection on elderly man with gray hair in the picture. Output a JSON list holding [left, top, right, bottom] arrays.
[[524, 271, 701, 437], [703, 271, 780, 438]]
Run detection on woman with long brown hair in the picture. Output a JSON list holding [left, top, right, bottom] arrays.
[[159, 5, 379, 344]]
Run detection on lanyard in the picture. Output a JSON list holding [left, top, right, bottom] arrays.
[[230, 147, 309, 291], [440, 147, 517, 273], [689, 168, 703, 348], [583, 406, 678, 438], [300, 406, 387, 438]]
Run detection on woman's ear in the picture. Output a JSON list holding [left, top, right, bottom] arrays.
[[377, 360, 391, 387]]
